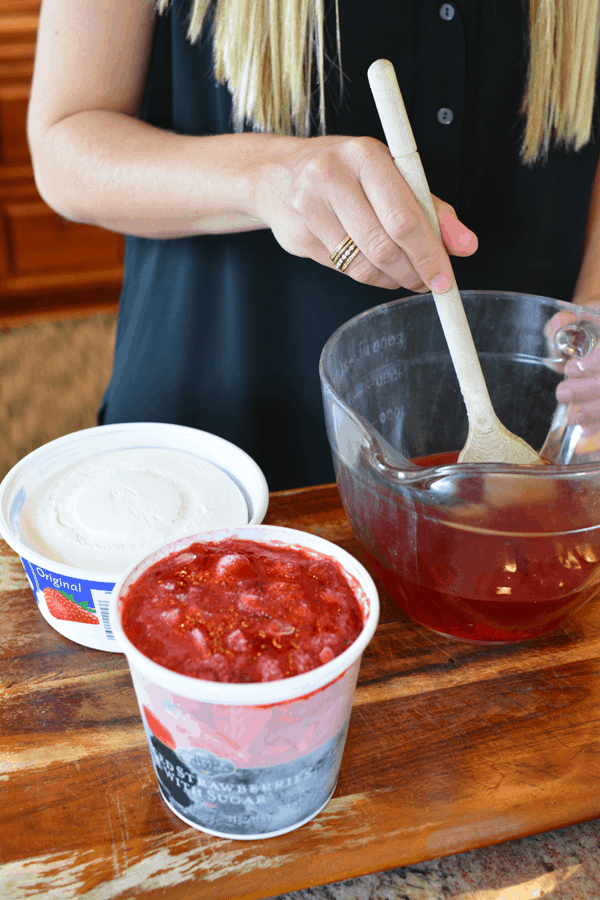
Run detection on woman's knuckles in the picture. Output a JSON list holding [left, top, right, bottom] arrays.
[[362, 230, 405, 269], [288, 183, 322, 218], [384, 209, 447, 276], [290, 135, 389, 200], [292, 147, 353, 188], [342, 135, 383, 167]]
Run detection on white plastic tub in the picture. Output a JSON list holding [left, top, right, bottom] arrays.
[[0, 423, 269, 651]]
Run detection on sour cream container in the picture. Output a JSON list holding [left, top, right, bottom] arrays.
[[0, 423, 269, 651]]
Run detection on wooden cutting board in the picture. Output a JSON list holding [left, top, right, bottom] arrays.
[[3, 483, 600, 900]]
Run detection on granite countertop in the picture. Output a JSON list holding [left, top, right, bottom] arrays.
[[272, 818, 600, 899]]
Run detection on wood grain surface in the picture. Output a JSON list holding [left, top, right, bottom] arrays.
[[3, 483, 600, 900]]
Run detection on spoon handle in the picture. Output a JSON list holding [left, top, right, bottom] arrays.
[[367, 58, 495, 427]]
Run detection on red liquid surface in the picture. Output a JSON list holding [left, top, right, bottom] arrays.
[[121, 539, 363, 681], [412, 450, 460, 469], [343, 450, 600, 643]]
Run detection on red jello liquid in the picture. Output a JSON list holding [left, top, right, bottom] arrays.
[[412, 450, 459, 469], [341, 450, 600, 643], [121, 539, 364, 682], [363, 547, 600, 643]]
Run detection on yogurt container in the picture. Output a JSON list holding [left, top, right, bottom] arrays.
[[0, 423, 269, 651]]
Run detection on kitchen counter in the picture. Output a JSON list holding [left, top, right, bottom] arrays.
[[271, 818, 600, 898], [3, 483, 600, 900]]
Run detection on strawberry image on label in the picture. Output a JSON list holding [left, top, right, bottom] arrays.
[[43, 588, 99, 625], [142, 706, 176, 749]]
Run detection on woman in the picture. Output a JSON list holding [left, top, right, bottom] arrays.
[[27, 0, 600, 488]]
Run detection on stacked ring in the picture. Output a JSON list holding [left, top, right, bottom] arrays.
[[330, 235, 360, 272]]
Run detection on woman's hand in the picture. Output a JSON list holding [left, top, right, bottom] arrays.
[[29, 0, 477, 269], [546, 297, 600, 435], [253, 134, 478, 292]]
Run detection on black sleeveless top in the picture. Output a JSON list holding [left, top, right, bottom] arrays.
[[99, 0, 600, 490]]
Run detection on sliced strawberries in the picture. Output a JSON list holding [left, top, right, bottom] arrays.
[[43, 588, 99, 624]]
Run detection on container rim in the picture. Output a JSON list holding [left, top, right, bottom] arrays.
[[0, 422, 270, 582], [318, 290, 600, 479], [110, 524, 380, 706], [319, 290, 590, 376]]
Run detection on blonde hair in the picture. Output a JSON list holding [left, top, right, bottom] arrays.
[[522, 0, 600, 162], [157, 0, 600, 163]]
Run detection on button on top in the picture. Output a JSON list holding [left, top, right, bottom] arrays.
[[437, 107, 454, 125], [439, 3, 455, 20]]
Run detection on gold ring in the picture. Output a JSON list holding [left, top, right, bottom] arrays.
[[330, 234, 360, 272]]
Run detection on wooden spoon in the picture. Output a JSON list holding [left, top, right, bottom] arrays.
[[368, 59, 541, 465]]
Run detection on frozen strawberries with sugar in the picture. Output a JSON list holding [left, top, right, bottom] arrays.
[[120, 538, 364, 682]]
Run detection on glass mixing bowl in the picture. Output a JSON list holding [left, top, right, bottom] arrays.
[[320, 291, 600, 643]]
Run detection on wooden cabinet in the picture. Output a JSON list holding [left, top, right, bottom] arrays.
[[0, 0, 123, 320]]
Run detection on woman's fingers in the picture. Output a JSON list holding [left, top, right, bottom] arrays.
[[558, 374, 600, 404], [562, 389, 600, 433], [287, 143, 426, 289], [543, 305, 600, 435], [327, 232, 400, 288], [544, 310, 576, 346], [554, 346, 600, 431], [316, 140, 472, 290], [435, 200, 478, 257], [256, 134, 478, 291], [348, 140, 454, 291]]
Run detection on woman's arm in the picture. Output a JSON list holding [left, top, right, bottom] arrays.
[[27, 0, 477, 291], [27, 0, 269, 238]]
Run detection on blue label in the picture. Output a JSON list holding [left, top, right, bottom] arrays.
[[147, 719, 350, 837], [20, 557, 42, 604], [20, 556, 116, 639]]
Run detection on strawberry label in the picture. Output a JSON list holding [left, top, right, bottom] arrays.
[[20, 557, 116, 641], [43, 587, 100, 624], [145, 720, 350, 837]]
